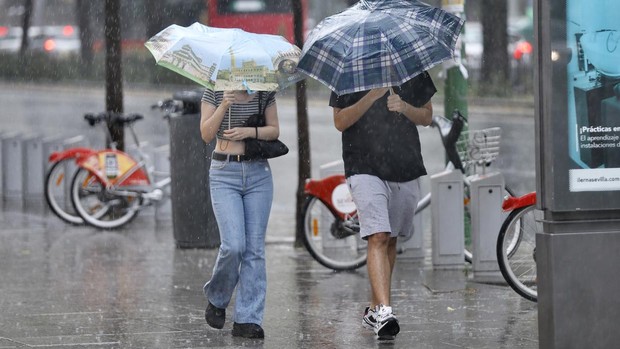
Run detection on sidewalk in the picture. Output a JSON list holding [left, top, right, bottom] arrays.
[[0, 202, 538, 348]]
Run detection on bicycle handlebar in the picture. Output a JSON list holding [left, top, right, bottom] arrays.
[[83, 112, 144, 127], [431, 110, 467, 173]]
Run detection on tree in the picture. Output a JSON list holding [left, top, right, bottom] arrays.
[[18, 0, 33, 59], [292, 0, 311, 248], [480, 0, 510, 95], [145, 0, 165, 38], [104, 0, 124, 150], [76, 0, 95, 70]]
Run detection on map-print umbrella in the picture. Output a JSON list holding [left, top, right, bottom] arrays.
[[145, 22, 303, 91]]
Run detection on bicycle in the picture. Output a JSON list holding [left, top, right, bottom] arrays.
[[44, 113, 149, 226], [45, 100, 179, 229], [301, 110, 515, 271], [496, 191, 538, 302]]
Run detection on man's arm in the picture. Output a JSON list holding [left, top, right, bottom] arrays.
[[332, 88, 389, 131], [386, 93, 433, 126]]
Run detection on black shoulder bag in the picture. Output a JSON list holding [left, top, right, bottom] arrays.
[[244, 92, 289, 160]]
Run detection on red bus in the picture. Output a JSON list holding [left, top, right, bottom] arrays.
[[205, 0, 307, 43]]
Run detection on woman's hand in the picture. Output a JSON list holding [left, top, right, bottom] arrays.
[[221, 91, 236, 108], [221, 127, 255, 141]]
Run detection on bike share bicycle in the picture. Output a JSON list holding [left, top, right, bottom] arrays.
[[44, 100, 179, 229], [301, 110, 514, 271]]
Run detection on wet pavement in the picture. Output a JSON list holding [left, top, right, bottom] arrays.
[[0, 200, 538, 349], [0, 82, 538, 348]]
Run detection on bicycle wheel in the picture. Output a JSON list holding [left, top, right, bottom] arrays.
[[70, 168, 141, 229], [496, 204, 538, 302], [44, 159, 84, 225], [302, 195, 367, 271]]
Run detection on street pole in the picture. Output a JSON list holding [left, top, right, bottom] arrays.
[[442, 0, 468, 120]]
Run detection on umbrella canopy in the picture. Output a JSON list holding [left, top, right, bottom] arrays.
[[145, 22, 303, 91], [297, 0, 464, 95]]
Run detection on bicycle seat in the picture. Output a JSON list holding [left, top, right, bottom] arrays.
[[119, 113, 144, 124]]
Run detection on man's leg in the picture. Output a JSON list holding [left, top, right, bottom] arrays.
[[367, 232, 392, 307]]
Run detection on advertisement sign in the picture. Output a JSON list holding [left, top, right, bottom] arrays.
[[540, 0, 620, 211], [566, 0, 620, 193]]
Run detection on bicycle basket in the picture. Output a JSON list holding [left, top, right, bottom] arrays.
[[456, 127, 502, 172]]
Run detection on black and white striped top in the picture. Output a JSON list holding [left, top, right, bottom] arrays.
[[201, 89, 276, 139]]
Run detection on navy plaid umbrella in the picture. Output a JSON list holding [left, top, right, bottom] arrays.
[[297, 0, 464, 95]]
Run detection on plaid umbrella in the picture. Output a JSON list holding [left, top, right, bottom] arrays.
[[297, 0, 464, 95], [145, 22, 303, 92]]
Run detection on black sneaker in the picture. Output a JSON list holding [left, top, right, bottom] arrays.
[[374, 304, 400, 340], [232, 323, 265, 339], [205, 301, 225, 329]]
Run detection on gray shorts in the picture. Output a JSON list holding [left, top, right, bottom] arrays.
[[347, 174, 421, 240]]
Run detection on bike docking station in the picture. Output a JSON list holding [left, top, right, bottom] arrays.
[[468, 172, 505, 283], [0, 129, 92, 211], [536, 1, 620, 347], [430, 169, 464, 269]]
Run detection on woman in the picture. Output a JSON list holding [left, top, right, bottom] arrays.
[[199, 88, 279, 339]]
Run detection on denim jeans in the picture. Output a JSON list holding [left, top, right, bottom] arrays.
[[204, 158, 273, 325]]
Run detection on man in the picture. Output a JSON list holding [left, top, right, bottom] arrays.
[[329, 72, 436, 340]]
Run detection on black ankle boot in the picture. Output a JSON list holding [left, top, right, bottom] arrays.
[[205, 302, 225, 329], [232, 323, 265, 339]]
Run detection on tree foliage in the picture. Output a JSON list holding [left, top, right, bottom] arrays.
[[480, 0, 510, 96]]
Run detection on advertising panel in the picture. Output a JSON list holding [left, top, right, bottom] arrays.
[[541, 0, 620, 212]]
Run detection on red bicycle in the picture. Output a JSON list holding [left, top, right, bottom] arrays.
[[44, 101, 178, 229]]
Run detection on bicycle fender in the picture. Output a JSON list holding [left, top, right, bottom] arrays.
[[304, 174, 346, 202], [75, 150, 151, 187], [48, 147, 97, 163], [502, 191, 536, 211]]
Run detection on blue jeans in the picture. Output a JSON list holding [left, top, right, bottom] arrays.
[[204, 158, 273, 325]]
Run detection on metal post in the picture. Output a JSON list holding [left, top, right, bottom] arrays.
[[22, 134, 45, 203], [2, 132, 24, 203], [318, 160, 348, 248], [154, 144, 171, 222], [442, 0, 468, 120]]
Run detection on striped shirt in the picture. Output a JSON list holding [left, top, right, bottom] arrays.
[[201, 89, 276, 139]]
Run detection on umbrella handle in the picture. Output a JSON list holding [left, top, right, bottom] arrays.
[[228, 106, 231, 129]]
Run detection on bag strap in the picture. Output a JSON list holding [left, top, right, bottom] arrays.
[[257, 91, 265, 116]]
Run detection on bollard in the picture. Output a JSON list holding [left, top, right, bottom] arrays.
[[127, 142, 155, 217], [317, 160, 350, 248], [22, 134, 46, 205], [42, 136, 64, 172], [2, 132, 24, 202], [469, 172, 505, 283], [154, 144, 171, 221], [430, 169, 465, 269], [61, 135, 88, 209], [0, 131, 3, 197]]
